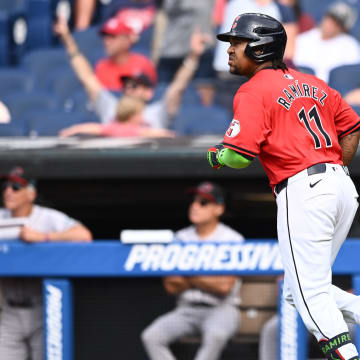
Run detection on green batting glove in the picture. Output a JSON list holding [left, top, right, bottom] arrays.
[[207, 144, 225, 170]]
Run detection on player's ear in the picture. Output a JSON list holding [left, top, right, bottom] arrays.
[[215, 204, 225, 217]]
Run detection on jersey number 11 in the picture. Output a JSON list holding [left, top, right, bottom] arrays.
[[298, 105, 332, 149]]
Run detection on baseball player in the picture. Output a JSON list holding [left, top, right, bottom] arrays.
[[207, 13, 360, 360], [0, 166, 92, 360]]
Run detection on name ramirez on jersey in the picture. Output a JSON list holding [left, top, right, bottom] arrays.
[[277, 79, 328, 110]]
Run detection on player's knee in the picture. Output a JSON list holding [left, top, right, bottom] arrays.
[[203, 328, 230, 345], [141, 325, 165, 346]]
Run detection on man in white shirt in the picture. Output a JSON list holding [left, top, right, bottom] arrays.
[[294, 1, 360, 82], [0, 166, 92, 360], [141, 182, 244, 360]]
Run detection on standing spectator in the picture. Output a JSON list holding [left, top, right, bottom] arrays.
[[156, 0, 217, 82], [141, 182, 244, 360], [54, 16, 212, 128], [0, 166, 92, 360], [294, 1, 360, 83], [95, 15, 157, 91]]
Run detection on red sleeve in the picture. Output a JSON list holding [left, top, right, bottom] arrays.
[[331, 88, 360, 139], [222, 91, 269, 158]]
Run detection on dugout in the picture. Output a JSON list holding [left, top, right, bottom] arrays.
[[0, 136, 359, 360]]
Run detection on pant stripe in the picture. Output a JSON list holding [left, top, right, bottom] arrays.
[[285, 187, 328, 340]]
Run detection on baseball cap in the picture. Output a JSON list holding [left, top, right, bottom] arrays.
[[187, 182, 225, 204], [325, 1, 357, 32], [0, 166, 36, 187], [100, 17, 136, 36], [120, 73, 155, 88]]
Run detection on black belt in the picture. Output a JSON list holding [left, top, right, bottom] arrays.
[[275, 163, 327, 195], [188, 302, 215, 307], [6, 299, 34, 308]]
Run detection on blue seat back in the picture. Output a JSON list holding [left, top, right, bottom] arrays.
[[328, 63, 360, 96], [174, 104, 231, 135]]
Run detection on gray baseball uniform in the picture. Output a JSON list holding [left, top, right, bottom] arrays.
[[0, 205, 78, 360], [141, 223, 244, 360]]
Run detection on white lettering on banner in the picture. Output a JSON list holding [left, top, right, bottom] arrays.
[[280, 295, 298, 360], [46, 285, 63, 360], [124, 243, 283, 272], [161, 244, 181, 271]]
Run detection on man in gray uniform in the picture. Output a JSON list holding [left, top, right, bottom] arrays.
[[0, 166, 92, 360], [141, 182, 244, 360]]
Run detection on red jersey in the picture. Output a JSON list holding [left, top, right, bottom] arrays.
[[223, 68, 360, 188], [95, 53, 157, 91]]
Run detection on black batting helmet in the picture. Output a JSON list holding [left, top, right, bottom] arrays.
[[217, 13, 287, 63]]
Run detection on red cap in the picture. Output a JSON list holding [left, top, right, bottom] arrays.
[[100, 17, 136, 36], [0, 166, 35, 186]]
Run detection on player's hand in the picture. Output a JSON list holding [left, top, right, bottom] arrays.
[[207, 144, 224, 170], [20, 226, 47, 243]]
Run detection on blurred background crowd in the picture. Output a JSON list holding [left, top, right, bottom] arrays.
[[0, 0, 360, 138]]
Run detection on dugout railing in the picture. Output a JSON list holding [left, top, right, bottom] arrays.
[[0, 239, 358, 360]]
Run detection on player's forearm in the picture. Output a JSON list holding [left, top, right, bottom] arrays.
[[188, 276, 236, 296], [340, 130, 360, 166], [218, 147, 252, 169]]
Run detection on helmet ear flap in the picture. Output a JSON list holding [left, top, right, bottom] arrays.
[[245, 36, 283, 63]]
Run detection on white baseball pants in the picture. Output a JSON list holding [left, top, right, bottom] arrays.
[[275, 164, 360, 348]]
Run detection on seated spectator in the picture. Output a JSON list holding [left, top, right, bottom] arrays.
[[59, 95, 174, 138], [0, 101, 10, 123], [0, 166, 92, 360], [214, 0, 298, 73], [155, 0, 217, 83], [141, 182, 244, 360], [293, 1, 360, 82], [54, 16, 211, 128], [95, 15, 157, 91]]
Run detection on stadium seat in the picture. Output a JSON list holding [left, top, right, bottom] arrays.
[[132, 25, 153, 57], [25, 110, 90, 136], [173, 104, 231, 135], [2, 92, 59, 122], [0, 68, 35, 98], [42, 67, 83, 106], [182, 85, 202, 106], [27, 0, 74, 49], [73, 25, 105, 64], [297, 65, 315, 75], [0, 8, 28, 66], [0, 123, 26, 136], [21, 48, 71, 87], [0, 0, 27, 12], [328, 63, 360, 96]]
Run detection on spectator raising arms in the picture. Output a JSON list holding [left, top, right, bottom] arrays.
[[54, 16, 212, 129]]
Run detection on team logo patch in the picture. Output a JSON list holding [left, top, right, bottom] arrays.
[[232, 15, 241, 29], [226, 119, 240, 138], [284, 74, 294, 80]]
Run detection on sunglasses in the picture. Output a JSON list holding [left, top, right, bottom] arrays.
[[2, 182, 25, 192], [192, 197, 213, 206]]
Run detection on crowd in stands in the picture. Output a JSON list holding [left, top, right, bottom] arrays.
[[0, 0, 360, 138]]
